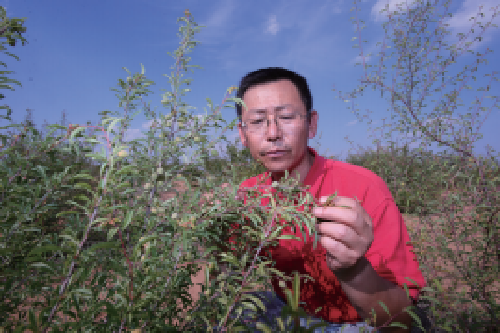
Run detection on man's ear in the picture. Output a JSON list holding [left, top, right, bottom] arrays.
[[308, 110, 318, 139]]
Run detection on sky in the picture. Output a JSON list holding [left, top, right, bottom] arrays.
[[2, 0, 499, 169]]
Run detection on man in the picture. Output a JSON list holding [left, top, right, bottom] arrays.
[[222, 67, 427, 332]]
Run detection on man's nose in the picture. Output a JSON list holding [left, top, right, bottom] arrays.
[[264, 116, 283, 138]]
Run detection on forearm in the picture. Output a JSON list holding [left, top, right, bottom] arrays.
[[336, 257, 413, 332]]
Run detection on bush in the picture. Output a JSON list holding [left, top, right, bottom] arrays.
[[3, 3, 498, 332], [0, 9, 334, 332]]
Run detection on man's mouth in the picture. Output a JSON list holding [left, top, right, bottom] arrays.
[[266, 150, 288, 157]]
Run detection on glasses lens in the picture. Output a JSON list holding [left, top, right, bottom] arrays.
[[246, 112, 302, 133]]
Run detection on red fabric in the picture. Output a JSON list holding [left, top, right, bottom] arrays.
[[229, 146, 426, 323]]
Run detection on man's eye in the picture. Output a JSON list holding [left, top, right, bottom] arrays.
[[250, 119, 265, 124]]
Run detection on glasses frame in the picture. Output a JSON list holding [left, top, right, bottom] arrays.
[[240, 109, 310, 134]]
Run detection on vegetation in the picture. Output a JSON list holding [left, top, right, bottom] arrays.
[[1, 1, 499, 332], [338, 0, 499, 330]]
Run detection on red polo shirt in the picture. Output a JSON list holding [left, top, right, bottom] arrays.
[[233, 146, 426, 323]]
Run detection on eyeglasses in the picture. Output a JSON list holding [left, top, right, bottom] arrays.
[[241, 110, 308, 134]]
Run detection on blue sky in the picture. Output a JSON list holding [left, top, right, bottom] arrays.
[[2, 0, 499, 167]]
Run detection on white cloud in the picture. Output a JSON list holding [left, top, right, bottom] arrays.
[[197, 0, 348, 74], [371, 0, 500, 47], [142, 119, 155, 129], [266, 1, 346, 72], [371, 0, 418, 22], [265, 15, 280, 35], [197, 0, 236, 45], [321, 0, 344, 15], [347, 119, 358, 126], [422, 116, 465, 128], [332, 0, 343, 14], [446, 0, 499, 31], [350, 54, 371, 65], [123, 128, 143, 142], [444, 0, 500, 47], [204, 0, 234, 28]]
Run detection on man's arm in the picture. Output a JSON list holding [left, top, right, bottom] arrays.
[[336, 257, 414, 333]]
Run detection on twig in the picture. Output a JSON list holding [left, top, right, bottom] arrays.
[[219, 209, 279, 331]]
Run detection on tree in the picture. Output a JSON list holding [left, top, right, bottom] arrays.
[[335, 0, 499, 329], [0, 6, 27, 127]]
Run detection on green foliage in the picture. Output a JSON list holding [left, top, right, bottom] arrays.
[[1, 2, 499, 332], [345, 143, 472, 215], [0, 6, 27, 122], [0, 8, 325, 332], [336, 0, 500, 331], [197, 136, 267, 186]]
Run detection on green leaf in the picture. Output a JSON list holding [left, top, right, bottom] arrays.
[[122, 209, 133, 229], [378, 300, 391, 315], [58, 234, 79, 246], [86, 241, 119, 253], [404, 307, 422, 329], [293, 272, 300, 308], [73, 182, 92, 192], [254, 322, 272, 333], [68, 126, 86, 143], [404, 277, 420, 288], [28, 308, 39, 332], [387, 322, 408, 329], [418, 294, 440, 305], [72, 292, 81, 316], [64, 200, 89, 214], [30, 262, 54, 272], [73, 288, 92, 297], [240, 293, 266, 313], [56, 210, 80, 218], [106, 118, 122, 138], [70, 195, 91, 206], [276, 235, 301, 241], [107, 227, 119, 241], [27, 244, 62, 257], [219, 253, 239, 266]]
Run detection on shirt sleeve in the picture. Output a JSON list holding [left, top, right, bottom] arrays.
[[365, 199, 427, 300]]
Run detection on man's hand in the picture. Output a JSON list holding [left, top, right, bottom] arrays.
[[313, 195, 374, 274]]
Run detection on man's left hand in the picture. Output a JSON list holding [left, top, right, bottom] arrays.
[[313, 196, 374, 274]]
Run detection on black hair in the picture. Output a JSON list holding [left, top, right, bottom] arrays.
[[235, 67, 312, 123]]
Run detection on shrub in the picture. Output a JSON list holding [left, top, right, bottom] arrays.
[[2, 2, 498, 332]]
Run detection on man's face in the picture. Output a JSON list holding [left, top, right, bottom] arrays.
[[237, 79, 318, 176]]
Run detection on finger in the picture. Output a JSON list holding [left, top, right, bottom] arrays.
[[320, 237, 351, 268], [314, 206, 358, 230], [320, 235, 343, 254], [319, 196, 361, 208], [316, 223, 355, 247]]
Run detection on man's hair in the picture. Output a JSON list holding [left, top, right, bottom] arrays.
[[235, 67, 313, 123]]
